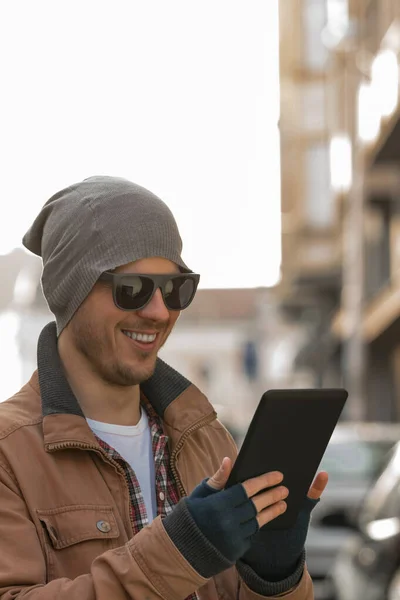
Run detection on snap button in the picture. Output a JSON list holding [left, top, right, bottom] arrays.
[[159, 491, 165, 501], [96, 520, 111, 533]]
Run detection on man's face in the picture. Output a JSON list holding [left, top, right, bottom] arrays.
[[64, 257, 181, 386]]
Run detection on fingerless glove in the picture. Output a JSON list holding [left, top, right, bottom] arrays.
[[163, 478, 259, 578], [237, 497, 319, 595]]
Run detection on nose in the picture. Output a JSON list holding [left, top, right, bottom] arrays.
[[137, 288, 170, 322]]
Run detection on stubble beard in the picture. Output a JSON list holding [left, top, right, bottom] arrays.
[[70, 319, 159, 387]]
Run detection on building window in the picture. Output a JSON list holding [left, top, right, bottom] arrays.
[[301, 83, 327, 131], [364, 200, 391, 299], [302, 0, 328, 70], [304, 143, 334, 228]]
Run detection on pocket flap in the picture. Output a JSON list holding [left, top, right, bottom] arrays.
[[37, 505, 120, 549]]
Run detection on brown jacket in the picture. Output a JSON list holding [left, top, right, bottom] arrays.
[[0, 324, 314, 600]]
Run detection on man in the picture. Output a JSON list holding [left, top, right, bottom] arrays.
[[0, 176, 327, 599]]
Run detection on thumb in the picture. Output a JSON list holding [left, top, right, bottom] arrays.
[[207, 457, 233, 491]]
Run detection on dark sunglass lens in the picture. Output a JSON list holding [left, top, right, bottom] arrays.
[[164, 276, 196, 309], [116, 276, 154, 309]]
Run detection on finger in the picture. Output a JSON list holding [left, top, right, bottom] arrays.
[[242, 471, 284, 499], [251, 485, 289, 513], [207, 457, 233, 490], [257, 500, 287, 528], [308, 471, 329, 500]]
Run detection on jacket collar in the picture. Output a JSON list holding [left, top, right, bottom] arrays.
[[37, 322, 215, 447]]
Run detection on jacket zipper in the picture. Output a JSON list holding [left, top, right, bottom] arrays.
[[169, 411, 216, 498], [45, 441, 135, 534]]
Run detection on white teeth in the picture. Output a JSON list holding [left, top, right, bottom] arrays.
[[123, 331, 156, 343]]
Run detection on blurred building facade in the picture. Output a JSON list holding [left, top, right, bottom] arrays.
[[278, 0, 344, 394], [279, 0, 400, 422], [332, 0, 400, 422]]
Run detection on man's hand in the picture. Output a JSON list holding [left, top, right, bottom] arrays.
[[163, 457, 299, 583], [180, 457, 330, 588], [307, 470, 329, 500], [206, 456, 233, 489], [232, 463, 330, 588], [206, 457, 289, 528], [208, 456, 329, 504], [173, 457, 291, 567]]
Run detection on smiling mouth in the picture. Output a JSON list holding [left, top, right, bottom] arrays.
[[122, 330, 157, 343], [121, 329, 160, 351]]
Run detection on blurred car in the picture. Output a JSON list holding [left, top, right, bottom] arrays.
[[331, 440, 400, 600], [306, 422, 400, 600]]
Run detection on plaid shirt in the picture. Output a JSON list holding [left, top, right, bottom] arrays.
[[94, 396, 198, 600]]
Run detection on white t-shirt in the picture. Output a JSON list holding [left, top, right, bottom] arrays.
[[86, 409, 157, 523]]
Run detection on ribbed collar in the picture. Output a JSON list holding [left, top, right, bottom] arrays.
[[38, 321, 192, 421]]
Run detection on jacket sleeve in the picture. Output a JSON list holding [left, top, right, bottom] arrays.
[[237, 568, 314, 600], [0, 463, 208, 600]]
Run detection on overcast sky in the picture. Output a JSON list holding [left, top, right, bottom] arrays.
[[0, 0, 281, 289]]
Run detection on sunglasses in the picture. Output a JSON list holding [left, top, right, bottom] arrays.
[[98, 271, 200, 311]]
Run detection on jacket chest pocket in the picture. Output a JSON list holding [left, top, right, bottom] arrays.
[[37, 505, 121, 581]]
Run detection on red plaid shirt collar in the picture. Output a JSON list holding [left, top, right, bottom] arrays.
[[94, 395, 198, 600]]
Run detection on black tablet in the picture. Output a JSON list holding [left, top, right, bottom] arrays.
[[225, 388, 348, 529]]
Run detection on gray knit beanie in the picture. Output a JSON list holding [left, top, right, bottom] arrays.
[[23, 176, 190, 335]]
